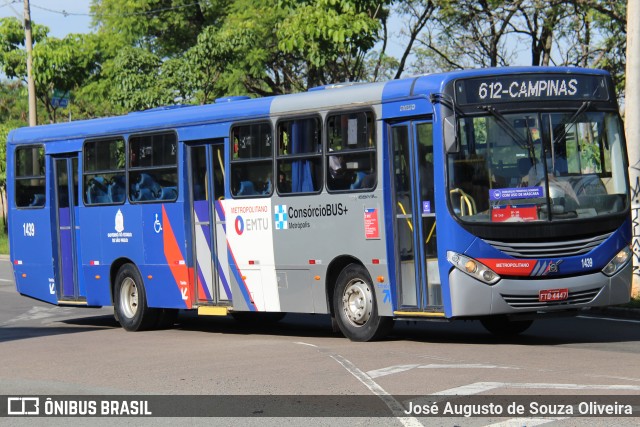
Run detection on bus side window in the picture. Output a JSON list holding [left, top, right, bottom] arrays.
[[230, 122, 272, 198], [15, 146, 46, 208], [326, 111, 376, 192], [128, 132, 178, 203], [84, 137, 126, 205], [276, 117, 322, 195]]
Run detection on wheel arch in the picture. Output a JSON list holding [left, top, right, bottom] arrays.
[[109, 257, 136, 305], [325, 255, 367, 317]]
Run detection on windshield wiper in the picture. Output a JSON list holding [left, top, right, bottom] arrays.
[[552, 101, 591, 146], [479, 105, 530, 151]]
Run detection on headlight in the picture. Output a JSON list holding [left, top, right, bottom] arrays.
[[447, 251, 500, 285], [602, 247, 631, 276]]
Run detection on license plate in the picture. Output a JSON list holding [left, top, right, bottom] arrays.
[[539, 288, 569, 302]]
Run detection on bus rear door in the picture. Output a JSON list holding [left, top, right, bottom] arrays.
[[390, 120, 442, 312], [53, 154, 84, 303], [188, 141, 232, 307]]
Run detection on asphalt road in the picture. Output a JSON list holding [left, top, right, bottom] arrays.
[[1, 257, 639, 426]]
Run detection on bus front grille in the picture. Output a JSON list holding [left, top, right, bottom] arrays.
[[500, 288, 602, 309], [485, 233, 612, 258]]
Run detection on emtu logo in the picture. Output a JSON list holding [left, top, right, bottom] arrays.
[[234, 215, 245, 235]]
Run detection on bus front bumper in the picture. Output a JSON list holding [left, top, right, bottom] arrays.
[[448, 262, 632, 318]]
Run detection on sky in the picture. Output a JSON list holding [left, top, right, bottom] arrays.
[[0, 0, 92, 38]]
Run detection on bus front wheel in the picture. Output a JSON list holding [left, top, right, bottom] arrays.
[[114, 264, 159, 331], [333, 264, 392, 342], [480, 316, 533, 336]]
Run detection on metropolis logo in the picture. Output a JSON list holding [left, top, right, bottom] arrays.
[[547, 260, 562, 273]]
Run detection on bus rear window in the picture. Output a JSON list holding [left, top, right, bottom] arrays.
[[15, 146, 45, 208]]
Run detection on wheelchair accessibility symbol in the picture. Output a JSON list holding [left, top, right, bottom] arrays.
[[154, 213, 163, 233]]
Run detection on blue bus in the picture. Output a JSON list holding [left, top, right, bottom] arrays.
[[7, 67, 632, 341]]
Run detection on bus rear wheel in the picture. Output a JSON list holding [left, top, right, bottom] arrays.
[[480, 316, 533, 337], [114, 264, 159, 331], [333, 264, 392, 342]]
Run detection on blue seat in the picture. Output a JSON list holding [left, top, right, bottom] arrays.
[[238, 181, 256, 195], [108, 175, 126, 203], [350, 171, 368, 190], [132, 173, 161, 201], [87, 177, 110, 204], [159, 186, 177, 200]]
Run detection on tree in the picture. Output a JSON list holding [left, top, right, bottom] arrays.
[[513, 0, 569, 66], [413, 0, 524, 71], [90, 0, 228, 58], [384, 0, 437, 79], [0, 17, 103, 123], [0, 80, 28, 122], [277, 0, 388, 88]]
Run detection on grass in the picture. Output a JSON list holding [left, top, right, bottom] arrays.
[[0, 230, 7, 255]]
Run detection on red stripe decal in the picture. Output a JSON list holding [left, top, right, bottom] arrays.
[[478, 258, 538, 276], [162, 206, 192, 308]]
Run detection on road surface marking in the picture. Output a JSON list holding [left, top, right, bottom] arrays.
[[484, 418, 567, 427], [367, 363, 518, 379], [435, 381, 640, 395], [295, 341, 423, 427], [366, 364, 421, 379]]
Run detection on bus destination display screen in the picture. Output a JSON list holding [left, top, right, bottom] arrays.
[[455, 74, 609, 105]]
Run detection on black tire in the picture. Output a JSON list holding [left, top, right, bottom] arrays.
[[113, 264, 159, 331], [333, 263, 392, 341], [480, 316, 533, 337], [231, 312, 287, 323]]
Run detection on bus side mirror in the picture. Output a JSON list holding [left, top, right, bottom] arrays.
[[444, 116, 459, 153]]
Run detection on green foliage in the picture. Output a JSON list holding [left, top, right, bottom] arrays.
[[0, 18, 104, 123], [0, 80, 28, 122], [0, 229, 8, 255], [276, 0, 383, 87], [0, 119, 25, 187], [91, 0, 228, 58], [108, 46, 175, 110]]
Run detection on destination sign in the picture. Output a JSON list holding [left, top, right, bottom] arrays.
[[455, 74, 608, 105]]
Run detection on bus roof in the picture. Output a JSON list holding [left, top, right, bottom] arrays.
[[7, 66, 610, 145]]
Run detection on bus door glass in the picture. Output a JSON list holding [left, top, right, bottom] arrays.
[[188, 140, 230, 304], [53, 155, 80, 301], [391, 121, 441, 309]]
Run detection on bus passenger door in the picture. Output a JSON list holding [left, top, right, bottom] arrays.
[[390, 121, 441, 311], [53, 155, 82, 302], [188, 141, 231, 305]]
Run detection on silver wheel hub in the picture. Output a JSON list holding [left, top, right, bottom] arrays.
[[341, 279, 373, 327], [120, 277, 138, 319]]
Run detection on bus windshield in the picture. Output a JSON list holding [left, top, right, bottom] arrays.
[[448, 110, 628, 223]]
